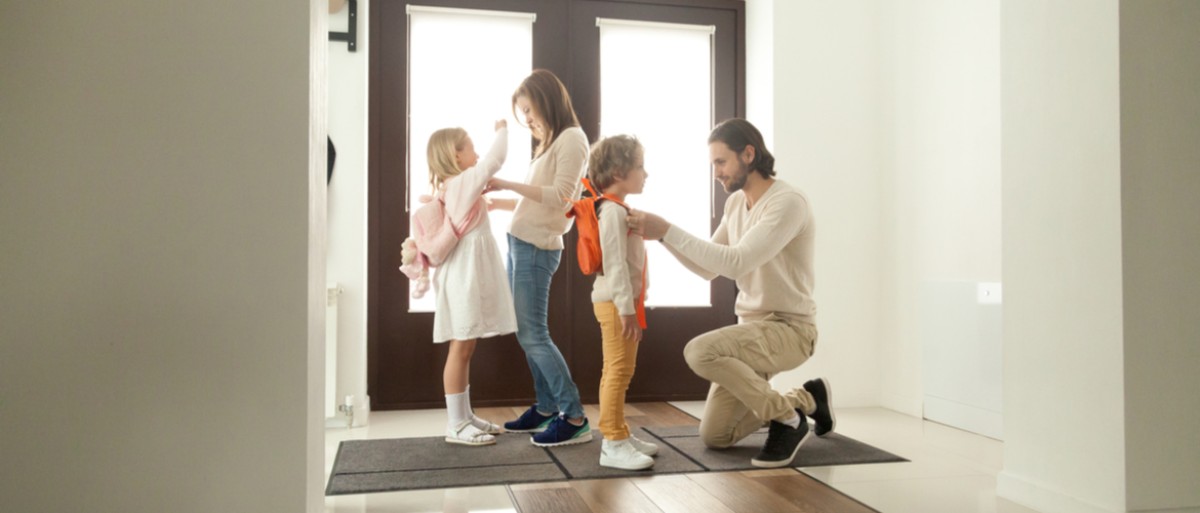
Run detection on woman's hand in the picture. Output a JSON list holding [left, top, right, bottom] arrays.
[[487, 178, 510, 191], [495, 119, 507, 131]]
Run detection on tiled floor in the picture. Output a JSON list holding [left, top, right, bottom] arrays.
[[324, 402, 1042, 513]]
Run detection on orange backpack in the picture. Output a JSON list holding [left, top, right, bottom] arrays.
[[566, 178, 629, 276], [566, 178, 647, 328]]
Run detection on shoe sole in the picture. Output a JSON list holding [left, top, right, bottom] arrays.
[[531, 430, 593, 448], [750, 428, 814, 468], [444, 436, 496, 447], [819, 377, 836, 437], [599, 455, 654, 470]]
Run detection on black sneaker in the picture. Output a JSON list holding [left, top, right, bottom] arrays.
[[803, 377, 836, 437], [751, 412, 813, 468], [503, 405, 556, 433]]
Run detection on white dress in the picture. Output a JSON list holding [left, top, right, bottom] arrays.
[[431, 129, 518, 343]]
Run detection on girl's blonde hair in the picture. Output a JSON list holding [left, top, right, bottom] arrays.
[[426, 127, 469, 191], [588, 134, 642, 191]]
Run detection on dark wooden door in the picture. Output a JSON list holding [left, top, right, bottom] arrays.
[[369, 0, 744, 410]]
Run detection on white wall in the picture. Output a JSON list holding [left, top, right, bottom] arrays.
[[327, 0, 370, 421], [0, 1, 325, 511], [751, 0, 886, 409], [880, 0, 1003, 426], [998, 1, 1127, 511], [1119, 1, 1200, 510], [753, 1, 1003, 419]]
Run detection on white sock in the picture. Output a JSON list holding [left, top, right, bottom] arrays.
[[464, 385, 474, 418], [781, 413, 802, 429], [446, 392, 469, 429]]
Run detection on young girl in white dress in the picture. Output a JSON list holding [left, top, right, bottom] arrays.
[[424, 120, 518, 446]]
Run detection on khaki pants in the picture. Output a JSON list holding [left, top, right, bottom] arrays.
[[683, 314, 818, 448], [594, 302, 639, 440]]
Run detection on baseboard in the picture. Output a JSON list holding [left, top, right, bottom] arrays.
[[923, 395, 1003, 440], [996, 471, 1120, 513], [880, 391, 922, 417]]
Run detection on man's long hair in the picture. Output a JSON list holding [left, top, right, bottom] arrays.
[[708, 118, 776, 179]]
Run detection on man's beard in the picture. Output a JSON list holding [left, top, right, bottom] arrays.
[[722, 161, 751, 193]]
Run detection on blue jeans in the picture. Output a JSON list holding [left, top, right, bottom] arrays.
[[506, 234, 584, 419]]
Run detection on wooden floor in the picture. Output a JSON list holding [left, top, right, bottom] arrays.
[[470, 402, 877, 513]]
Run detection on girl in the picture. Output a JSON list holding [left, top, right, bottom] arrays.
[[423, 120, 516, 446], [587, 135, 657, 470], [487, 69, 591, 447]]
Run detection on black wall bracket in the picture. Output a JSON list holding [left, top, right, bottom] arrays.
[[329, 0, 358, 52]]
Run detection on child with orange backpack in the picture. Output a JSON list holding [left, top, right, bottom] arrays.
[[574, 135, 656, 470]]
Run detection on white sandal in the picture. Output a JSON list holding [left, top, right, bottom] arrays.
[[445, 420, 496, 446], [470, 415, 502, 435]]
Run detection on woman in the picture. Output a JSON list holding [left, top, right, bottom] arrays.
[[488, 69, 591, 447]]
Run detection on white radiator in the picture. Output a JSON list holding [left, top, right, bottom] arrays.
[[325, 285, 342, 420]]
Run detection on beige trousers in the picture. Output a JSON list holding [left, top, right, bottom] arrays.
[[682, 314, 818, 448]]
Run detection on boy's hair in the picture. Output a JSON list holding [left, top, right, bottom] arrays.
[[708, 118, 776, 179], [426, 127, 468, 190], [588, 134, 643, 191], [512, 69, 580, 156]]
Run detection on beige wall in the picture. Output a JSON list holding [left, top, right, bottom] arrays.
[[999, 1, 1127, 511], [1119, 1, 1200, 510], [0, 0, 325, 511]]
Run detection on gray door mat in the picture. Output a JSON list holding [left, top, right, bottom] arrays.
[[326, 426, 907, 495]]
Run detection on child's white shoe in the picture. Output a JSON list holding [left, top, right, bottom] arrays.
[[628, 434, 658, 456], [446, 420, 496, 446], [470, 415, 502, 435], [600, 438, 654, 470]]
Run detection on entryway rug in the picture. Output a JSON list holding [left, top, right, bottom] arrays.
[[326, 426, 907, 495]]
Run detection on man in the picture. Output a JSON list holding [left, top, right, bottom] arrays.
[[626, 118, 834, 468]]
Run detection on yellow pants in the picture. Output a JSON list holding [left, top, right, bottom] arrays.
[[594, 302, 639, 441]]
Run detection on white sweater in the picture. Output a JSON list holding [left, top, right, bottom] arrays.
[[590, 200, 647, 316], [507, 126, 589, 250], [661, 179, 816, 324]]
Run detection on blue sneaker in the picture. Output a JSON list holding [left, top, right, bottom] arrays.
[[504, 405, 556, 433], [531, 416, 593, 447]]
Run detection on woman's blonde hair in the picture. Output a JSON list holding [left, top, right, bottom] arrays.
[[512, 69, 580, 157], [426, 127, 469, 191], [588, 134, 642, 191]]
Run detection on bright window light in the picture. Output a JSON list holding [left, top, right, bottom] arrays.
[[407, 6, 534, 312], [598, 18, 715, 307]]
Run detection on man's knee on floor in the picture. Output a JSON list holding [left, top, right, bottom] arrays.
[[698, 423, 737, 449]]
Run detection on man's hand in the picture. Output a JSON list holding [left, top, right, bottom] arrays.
[[626, 210, 670, 241], [620, 314, 642, 343]]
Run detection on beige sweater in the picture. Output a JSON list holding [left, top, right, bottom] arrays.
[[661, 179, 816, 324], [591, 200, 647, 316], [507, 126, 589, 250]]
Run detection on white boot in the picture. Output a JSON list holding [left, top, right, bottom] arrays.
[[627, 434, 659, 456], [600, 438, 654, 470]]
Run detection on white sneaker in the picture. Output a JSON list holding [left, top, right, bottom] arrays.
[[627, 434, 659, 456], [600, 438, 654, 470], [445, 420, 496, 446], [470, 415, 501, 435]]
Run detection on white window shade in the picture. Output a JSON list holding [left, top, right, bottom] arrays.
[[598, 18, 715, 307], [407, 7, 534, 312]]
